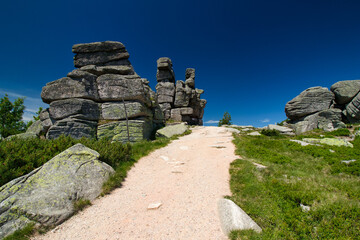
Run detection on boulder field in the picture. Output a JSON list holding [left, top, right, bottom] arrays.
[[36, 41, 206, 142], [285, 80, 360, 134]]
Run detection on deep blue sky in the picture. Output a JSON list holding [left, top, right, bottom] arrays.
[[1, 0, 360, 126]]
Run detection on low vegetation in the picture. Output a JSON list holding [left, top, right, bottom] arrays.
[[229, 129, 360, 239], [1, 129, 191, 239]]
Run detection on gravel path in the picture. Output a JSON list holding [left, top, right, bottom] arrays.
[[32, 126, 237, 240]]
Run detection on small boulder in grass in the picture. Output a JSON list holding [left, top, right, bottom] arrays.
[[217, 198, 262, 235]]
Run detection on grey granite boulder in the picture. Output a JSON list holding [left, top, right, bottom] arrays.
[[72, 41, 125, 53], [292, 109, 345, 134], [26, 120, 44, 136], [174, 81, 192, 107], [74, 50, 130, 68], [217, 198, 262, 235], [46, 118, 97, 139], [97, 119, 153, 143], [185, 68, 195, 88], [156, 123, 188, 138], [39, 108, 54, 132], [101, 101, 152, 120], [330, 80, 360, 105], [156, 82, 175, 98], [285, 87, 334, 120], [41, 77, 99, 103], [0, 144, 114, 239], [96, 74, 151, 105], [267, 124, 295, 135], [156, 57, 175, 82], [346, 91, 360, 120], [79, 65, 135, 76], [49, 98, 100, 121]]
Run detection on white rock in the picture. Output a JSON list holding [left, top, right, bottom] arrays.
[[252, 162, 267, 169], [300, 203, 311, 212], [179, 146, 189, 150], [248, 131, 261, 136], [147, 202, 162, 210], [217, 199, 262, 235], [160, 156, 169, 161], [341, 159, 356, 164]]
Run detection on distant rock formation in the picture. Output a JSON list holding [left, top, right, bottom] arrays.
[[285, 80, 360, 134], [155, 57, 206, 125], [40, 41, 164, 142], [0, 144, 114, 239]]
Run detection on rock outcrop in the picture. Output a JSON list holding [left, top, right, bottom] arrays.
[[0, 144, 114, 239], [40, 41, 163, 142], [285, 80, 360, 134], [155, 58, 206, 125]]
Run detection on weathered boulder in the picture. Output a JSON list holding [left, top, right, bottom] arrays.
[[330, 80, 360, 105], [97, 119, 153, 143], [46, 118, 97, 139], [267, 124, 295, 135], [185, 68, 195, 88], [174, 81, 192, 107], [285, 87, 334, 120], [156, 123, 188, 138], [156, 57, 175, 82], [74, 50, 130, 68], [49, 98, 100, 121], [96, 74, 151, 105], [156, 82, 175, 99], [39, 108, 54, 132], [41, 77, 99, 103], [217, 198, 262, 235], [79, 65, 135, 76], [5, 132, 38, 140], [0, 144, 114, 239], [26, 120, 44, 136], [101, 101, 152, 120], [72, 41, 126, 53], [292, 109, 345, 134], [345, 91, 360, 120]]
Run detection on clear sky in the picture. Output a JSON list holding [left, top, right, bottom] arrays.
[[1, 0, 360, 126]]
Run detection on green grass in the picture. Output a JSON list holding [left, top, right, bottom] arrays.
[[73, 198, 92, 212], [3, 223, 35, 240], [229, 132, 360, 239]]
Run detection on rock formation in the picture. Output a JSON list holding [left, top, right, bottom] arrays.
[[155, 58, 206, 125], [0, 144, 114, 239], [40, 41, 164, 142], [285, 80, 360, 134]]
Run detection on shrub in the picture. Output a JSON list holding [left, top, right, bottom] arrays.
[[261, 129, 281, 136], [325, 128, 350, 137]]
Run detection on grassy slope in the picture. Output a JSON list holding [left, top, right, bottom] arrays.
[[229, 130, 360, 239]]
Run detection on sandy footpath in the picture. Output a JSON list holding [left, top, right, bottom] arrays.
[[32, 126, 238, 240]]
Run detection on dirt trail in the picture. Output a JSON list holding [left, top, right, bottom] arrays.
[[32, 126, 238, 240]]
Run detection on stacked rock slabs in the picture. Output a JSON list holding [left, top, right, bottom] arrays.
[[41, 41, 161, 142], [155, 58, 206, 125]]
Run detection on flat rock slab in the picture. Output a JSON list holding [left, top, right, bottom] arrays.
[[32, 127, 236, 240], [302, 138, 353, 148], [156, 123, 189, 138], [218, 198, 262, 235]]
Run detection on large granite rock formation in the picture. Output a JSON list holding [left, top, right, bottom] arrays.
[[40, 41, 163, 142], [155, 58, 206, 125], [0, 144, 114, 239], [285, 80, 360, 134]]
